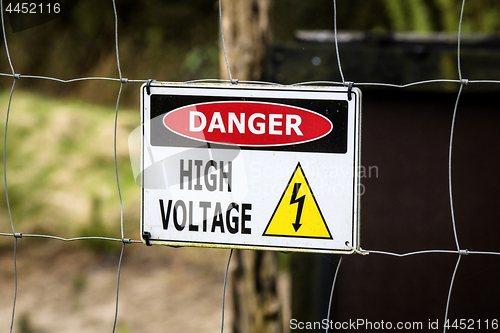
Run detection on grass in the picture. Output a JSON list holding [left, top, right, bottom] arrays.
[[0, 90, 141, 247]]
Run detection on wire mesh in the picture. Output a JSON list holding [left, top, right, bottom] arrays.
[[0, 0, 498, 332]]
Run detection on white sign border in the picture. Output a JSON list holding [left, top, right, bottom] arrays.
[[140, 82, 362, 254]]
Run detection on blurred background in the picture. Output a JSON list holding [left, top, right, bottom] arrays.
[[1, 0, 500, 332], [3, 0, 500, 105]]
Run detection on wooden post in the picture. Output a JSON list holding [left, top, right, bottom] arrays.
[[218, 1, 281, 332], [219, 0, 271, 81], [231, 250, 282, 333]]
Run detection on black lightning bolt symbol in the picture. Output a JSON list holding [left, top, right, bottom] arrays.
[[290, 183, 305, 232]]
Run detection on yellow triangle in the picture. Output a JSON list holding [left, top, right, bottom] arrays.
[[263, 163, 332, 239]]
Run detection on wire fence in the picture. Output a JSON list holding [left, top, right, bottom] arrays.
[[0, 0, 499, 332]]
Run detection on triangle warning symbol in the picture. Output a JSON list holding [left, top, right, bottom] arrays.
[[263, 163, 332, 239]]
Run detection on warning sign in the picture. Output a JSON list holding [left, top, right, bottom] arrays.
[[140, 83, 361, 254], [263, 163, 332, 239]]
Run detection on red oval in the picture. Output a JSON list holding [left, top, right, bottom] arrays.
[[163, 101, 332, 147]]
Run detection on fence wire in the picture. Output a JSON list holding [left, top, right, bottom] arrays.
[[0, 0, 498, 332]]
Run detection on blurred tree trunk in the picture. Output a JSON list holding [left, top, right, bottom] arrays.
[[219, 1, 282, 333], [231, 250, 282, 333], [219, 0, 271, 81]]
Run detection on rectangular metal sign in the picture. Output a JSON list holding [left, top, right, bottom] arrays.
[[140, 83, 361, 254]]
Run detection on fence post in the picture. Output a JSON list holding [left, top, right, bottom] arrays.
[[218, 1, 281, 332]]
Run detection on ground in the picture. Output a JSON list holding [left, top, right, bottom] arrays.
[[0, 243, 233, 333], [0, 242, 290, 333]]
